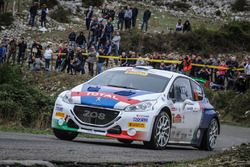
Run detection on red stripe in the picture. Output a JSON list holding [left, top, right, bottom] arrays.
[[106, 131, 145, 140], [71, 91, 140, 105]]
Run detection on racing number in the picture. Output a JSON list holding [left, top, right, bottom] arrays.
[[82, 110, 106, 120]]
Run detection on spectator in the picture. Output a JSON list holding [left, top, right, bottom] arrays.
[[245, 57, 250, 90], [132, 7, 138, 28], [124, 6, 132, 30], [76, 32, 87, 49], [71, 47, 84, 75], [183, 20, 191, 32], [176, 55, 184, 73], [111, 31, 121, 56], [97, 48, 105, 74], [88, 16, 99, 47], [68, 30, 76, 49], [86, 45, 97, 76], [234, 74, 246, 93], [197, 67, 211, 81], [117, 7, 125, 30], [215, 60, 227, 86], [0, 0, 4, 14], [32, 56, 44, 71], [0, 43, 6, 64], [176, 19, 183, 31], [7, 38, 17, 64], [41, 4, 48, 28], [121, 52, 128, 66], [43, 45, 53, 71], [29, 2, 38, 27], [183, 55, 192, 75], [17, 37, 27, 65], [141, 8, 151, 32], [85, 6, 93, 30], [55, 44, 64, 71], [136, 54, 145, 66], [105, 19, 114, 41]]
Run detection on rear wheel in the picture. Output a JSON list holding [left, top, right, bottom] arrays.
[[53, 128, 78, 141], [198, 118, 219, 151], [117, 139, 133, 144], [144, 112, 171, 150]]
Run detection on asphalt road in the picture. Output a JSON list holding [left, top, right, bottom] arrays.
[[0, 124, 250, 164]]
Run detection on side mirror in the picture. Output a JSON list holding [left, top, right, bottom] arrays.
[[184, 99, 194, 105], [182, 99, 194, 110]]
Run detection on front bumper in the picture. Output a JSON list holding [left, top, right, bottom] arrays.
[[51, 97, 155, 141]]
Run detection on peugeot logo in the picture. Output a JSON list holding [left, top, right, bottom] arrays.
[[96, 97, 101, 102]]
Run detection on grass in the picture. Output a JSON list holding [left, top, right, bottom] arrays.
[[132, 2, 223, 33]]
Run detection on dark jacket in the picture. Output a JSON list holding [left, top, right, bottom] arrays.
[[76, 35, 86, 45], [68, 32, 76, 42], [143, 10, 151, 21], [132, 8, 138, 18], [85, 9, 93, 19], [118, 10, 125, 20], [18, 42, 27, 53], [30, 5, 38, 15]]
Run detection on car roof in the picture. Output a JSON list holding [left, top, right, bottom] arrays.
[[107, 66, 187, 79]]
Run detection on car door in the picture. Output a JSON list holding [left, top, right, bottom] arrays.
[[168, 77, 202, 143]]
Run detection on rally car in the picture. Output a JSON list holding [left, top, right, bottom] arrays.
[[52, 66, 220, 150]]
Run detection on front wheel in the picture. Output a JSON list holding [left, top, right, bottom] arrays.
[[144, 112, 171, 150], [198, 118, 219, 151], [53, 128, 78, 141]]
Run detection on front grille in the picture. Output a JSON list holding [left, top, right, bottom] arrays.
[[73, 106, 120, 126]]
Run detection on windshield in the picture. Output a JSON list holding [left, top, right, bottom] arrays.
[[88, 70, 170, 93]]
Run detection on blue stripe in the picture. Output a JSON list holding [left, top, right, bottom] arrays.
[[80, 96, 118, 109]]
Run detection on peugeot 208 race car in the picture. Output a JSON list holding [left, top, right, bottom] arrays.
[[52, 66, 220, 150]]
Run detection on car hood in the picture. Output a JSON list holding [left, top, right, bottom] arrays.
[[70, 84, 161, 110]]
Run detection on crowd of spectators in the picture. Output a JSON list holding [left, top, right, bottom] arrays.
[[0, 34, 250, 92]]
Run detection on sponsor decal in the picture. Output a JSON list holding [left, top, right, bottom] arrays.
[[133, 117, 148, 122], [71, 91, 140, 105], [171, 107, 177, 112], [173, 114, 183, 123], [136, 114, 149, 118], [186, 107, 193, 112], [128, 122, 146, 128], [55, 112, 65, 118], [125, 69, 148, 76], [55, 106, 63, 112]]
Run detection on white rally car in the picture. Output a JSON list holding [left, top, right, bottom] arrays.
[[52, 66, 220, 150]]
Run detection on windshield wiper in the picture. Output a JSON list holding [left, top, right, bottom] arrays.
[[107, 84, 136, 90]]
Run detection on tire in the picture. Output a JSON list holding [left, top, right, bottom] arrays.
[[53, 128, 78, 141], [143, 112, 171, 150], [117, 138, 133, 144], [198, 118, 219, 151]]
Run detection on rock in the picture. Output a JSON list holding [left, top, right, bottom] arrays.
[[57, 25, 66, 31]]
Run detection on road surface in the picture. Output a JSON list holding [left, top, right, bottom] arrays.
[[0, 124, 250, 165]]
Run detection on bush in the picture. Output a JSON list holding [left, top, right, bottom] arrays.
[[0, 65, 53, 128], [205, 89, 250, 125], [50, 6, 70, 23], [120, 21, 250, 54], [82, 0, 104, 7], [0, 13, 14, 28], [232, 0, 248, 12]]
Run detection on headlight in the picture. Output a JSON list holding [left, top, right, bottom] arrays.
[[125, 100, 156, 112], [61, 91, 73, 104]]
